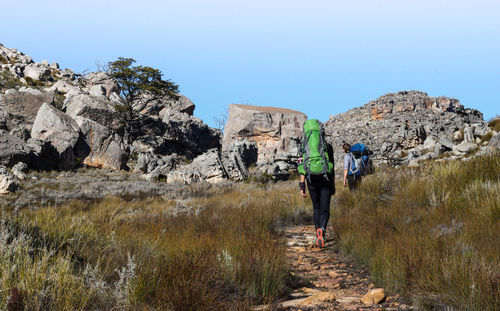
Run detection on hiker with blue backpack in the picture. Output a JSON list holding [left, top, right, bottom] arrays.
[[297, 119, 335, 248], [343, 142, 373, 190]]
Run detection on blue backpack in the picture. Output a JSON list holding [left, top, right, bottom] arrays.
[[348, 143, 373, 176]]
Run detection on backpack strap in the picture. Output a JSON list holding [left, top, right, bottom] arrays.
[[318, 123, 330, 181], [348, 153, 358, 176], [302, 129, 313, 183]]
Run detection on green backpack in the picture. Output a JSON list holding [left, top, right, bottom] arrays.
[[297, 119, 333, 181]]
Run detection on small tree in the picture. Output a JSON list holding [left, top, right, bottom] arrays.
[[108, 57, 179, 140]]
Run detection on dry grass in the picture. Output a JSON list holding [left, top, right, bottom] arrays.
[[2, 152, 498, 310], [489, 118, 500, 132], [332, 152, 500, 310], [0, 182, 310, 310]]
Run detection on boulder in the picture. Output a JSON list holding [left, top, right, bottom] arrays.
[[64, 94, 121, 130], [422, 137, 437, 152], [134, 93, 195, 117], [0, 166, 18, 194], [222, 104, 306, 178], [160, 109, 220, 157], [47, 80, 80, 95], [0, 131, 30, 167], [220, 141, 258, 180], [11, 162, 28, 180], [452, 141, 478, 155], [166, 148, 227, 184], [73, 116, 129, 170], [488, 132, 500, 149], [89, 85, 106, 97], [23, 63, 51, 81], [60, 69, 74, 80], [142, 154, 179, 181], [83, 72, 119, 96], [360, 288, 385, 305], [438, 137, 454, 150], [0, 90, 55, 133], [31, 103, 80, 170]]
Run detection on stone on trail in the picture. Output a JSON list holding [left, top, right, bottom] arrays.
[[360, 288, 386, 305]]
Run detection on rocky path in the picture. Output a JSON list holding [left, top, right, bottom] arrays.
[[257, 225, 412, 310]]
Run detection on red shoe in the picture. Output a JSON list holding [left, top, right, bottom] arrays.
[[316, 228, 324, 248]]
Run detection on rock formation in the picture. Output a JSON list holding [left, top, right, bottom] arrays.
[[324, 91, 489, 171], [222, 104, 307, 179], [1, 42, 498, 185]]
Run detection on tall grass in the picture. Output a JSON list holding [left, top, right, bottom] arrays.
[[332, 152, 500, 310], [0, 182, 310, 310]]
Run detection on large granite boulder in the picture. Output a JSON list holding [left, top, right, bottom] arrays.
[[65, 94, 129, 170], [0, 131, 30, 167], [31, 103, 80, 170], [222, 104, 307, 178], [73, 116, 129, 170], [64, 94, 121, 130]]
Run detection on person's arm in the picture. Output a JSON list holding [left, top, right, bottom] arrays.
[[299, 174, 306, 197], [343, 154, 349, 187], [327, 143, 336, 194]]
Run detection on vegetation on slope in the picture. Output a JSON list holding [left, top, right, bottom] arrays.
[[0, 182, 309, 310], [332, 152, 500, 310]]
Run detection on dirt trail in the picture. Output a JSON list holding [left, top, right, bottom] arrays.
[[257, 225, 412, 310]]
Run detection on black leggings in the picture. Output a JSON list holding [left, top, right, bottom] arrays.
[[307, 175, 333, 231]]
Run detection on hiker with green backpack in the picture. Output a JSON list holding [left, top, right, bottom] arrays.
[[297, 119, 335, 248]]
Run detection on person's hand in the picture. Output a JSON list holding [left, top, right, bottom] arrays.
[[300, 189, 307, 197], [343, 181, 347, 187]]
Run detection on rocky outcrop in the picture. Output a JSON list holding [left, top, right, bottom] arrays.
[[324, 91, 488, 171], [31, 103, 80, 170], [0, 131, 30, 167], [222, 104, 307, 179]]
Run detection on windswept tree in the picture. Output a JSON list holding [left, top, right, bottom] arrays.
[[108, 57, 179, 140]]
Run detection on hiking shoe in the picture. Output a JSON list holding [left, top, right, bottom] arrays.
[[316, 228, 324, 248]]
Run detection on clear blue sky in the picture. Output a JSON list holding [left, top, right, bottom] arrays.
[[2, 0, 499, 127]]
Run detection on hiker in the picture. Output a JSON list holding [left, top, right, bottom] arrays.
[[343, 143, 360, 190], [297, 119, 335, 248]]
